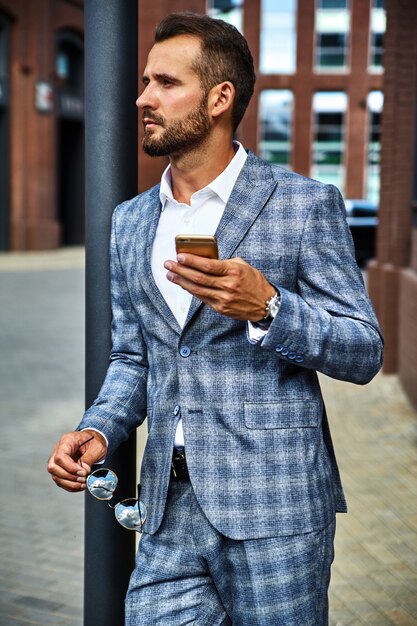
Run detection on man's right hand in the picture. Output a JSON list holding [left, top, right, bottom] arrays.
[[47, 430, 108, 492]]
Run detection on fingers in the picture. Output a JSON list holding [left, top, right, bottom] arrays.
[[47, 431, 107, 492], [48, 447, 85, 492], [164, 255, 240, 291], [164, 254, 274, 321], [49, 467, 87, 493], [167, 253, 227, 276]]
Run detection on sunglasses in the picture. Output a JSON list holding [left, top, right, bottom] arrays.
[[79, 437, 147, 532]]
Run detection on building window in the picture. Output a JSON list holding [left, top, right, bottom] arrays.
[[366, 91, 383, 203], [260, 0, 297, 74], [369, 0, 386, 71], [312, 91, 347, 192], [56, 51, 70, 80], [258, 90, 293, 168], [315, 0, 350, 71], [206, 0, 243, 32]]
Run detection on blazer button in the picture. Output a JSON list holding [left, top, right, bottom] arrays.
[[174, 405, 180, 416], [295, 356, 304, 363], [281, 348, 289, 356], [275, 344, 283, 352], [180, 346, 191, 358], [288, 352, 296, 360]]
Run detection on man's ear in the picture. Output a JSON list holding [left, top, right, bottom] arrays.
[[208, 81, 235, 120]]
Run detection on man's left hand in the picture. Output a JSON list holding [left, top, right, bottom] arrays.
[[164, 254, 276, 321]]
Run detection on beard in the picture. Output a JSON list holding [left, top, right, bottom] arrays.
[[142, 97, 211, 157]]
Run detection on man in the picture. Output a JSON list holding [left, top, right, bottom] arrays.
[[48, 12, 383, 625]]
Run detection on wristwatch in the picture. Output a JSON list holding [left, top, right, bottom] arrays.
[[253, 290, 281, 330]]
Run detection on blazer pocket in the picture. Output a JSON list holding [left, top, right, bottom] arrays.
[[244, 400, 320, 430]]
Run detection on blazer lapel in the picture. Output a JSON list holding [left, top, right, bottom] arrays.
[[184, 152, 279, 326], [135, 187, 183, 335]]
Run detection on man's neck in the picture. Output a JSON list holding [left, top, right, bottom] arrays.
[[169, 137, 236, 205]]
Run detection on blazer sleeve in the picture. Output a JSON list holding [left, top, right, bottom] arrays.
[[77, 205, 148, 457], [260, 183, 384, 384]]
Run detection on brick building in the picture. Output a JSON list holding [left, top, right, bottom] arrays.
[[0, 0, 84, 251], [368, 0, 417, 408]]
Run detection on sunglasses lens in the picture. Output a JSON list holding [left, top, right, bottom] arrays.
[[115, 498, 147, 531], [86, 469, 118, 501]]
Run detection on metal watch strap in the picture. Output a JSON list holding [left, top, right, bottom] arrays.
[[253, 290, 281, 329]]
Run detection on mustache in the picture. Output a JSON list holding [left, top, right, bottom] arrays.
[[142, 109, 165, 126]]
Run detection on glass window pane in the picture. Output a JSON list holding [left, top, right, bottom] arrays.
[[318, 0, 348, 8], [312, 92, 347, 192], [366, 91, 383, 203], [315, 1, 350, 71], [369, 2, 386, 70], [317, 33, 348, 67], [260, 0, 297, 74], [206, 0, 243, 32], [258, 90, 293, 169]]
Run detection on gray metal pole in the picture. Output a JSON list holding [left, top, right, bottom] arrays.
[[84, 2, 138, 625]]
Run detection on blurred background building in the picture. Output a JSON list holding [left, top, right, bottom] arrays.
[[1, 0, 416, 407], [0, 0, 84, 251]]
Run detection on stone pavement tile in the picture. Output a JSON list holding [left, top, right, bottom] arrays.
[[329, 606, 363, 625], [0, 247, 85, 272], [6, 603, 82, 626], [358, 615, 396, 626], [3, 618, 40, 626], [386, 586, 417, 617], [384, 609, 417, 626], [350, 598, 390, 621]]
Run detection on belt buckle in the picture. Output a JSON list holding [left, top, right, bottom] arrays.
[[171, 448, 188, 480]]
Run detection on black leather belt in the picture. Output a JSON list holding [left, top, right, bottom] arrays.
[[171, 447, 189, 481]]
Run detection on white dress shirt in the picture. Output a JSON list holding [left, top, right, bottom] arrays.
[[84, 143, 267, 454], [151, 142, 265, 447]]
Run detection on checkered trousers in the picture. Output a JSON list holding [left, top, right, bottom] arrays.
[[125, 479, 336, 626]]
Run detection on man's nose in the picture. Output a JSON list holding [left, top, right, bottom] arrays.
[[136, 86, 153, 110]]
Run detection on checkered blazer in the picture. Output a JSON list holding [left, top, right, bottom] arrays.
[[78, 151, 383, 539]]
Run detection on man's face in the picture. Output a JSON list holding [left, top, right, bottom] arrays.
[[137, 35, 212, 157]]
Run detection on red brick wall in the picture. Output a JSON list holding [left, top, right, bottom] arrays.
[[368, 0, 417, 406], [399, 269, 417, 407], [367, 0, 417, 408], [1, 0, 84, 250]]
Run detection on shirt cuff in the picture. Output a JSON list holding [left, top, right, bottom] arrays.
[[247, 320, 269, 344]]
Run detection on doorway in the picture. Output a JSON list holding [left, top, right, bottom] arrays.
[[55, 30, 84, 245]]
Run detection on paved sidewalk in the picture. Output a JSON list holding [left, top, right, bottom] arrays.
[[0, 249, 85, 626], [0, 248, 417, 625]]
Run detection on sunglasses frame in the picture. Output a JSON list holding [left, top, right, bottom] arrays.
[[78, 438, 146, 532], [86, 468, 147, 532]]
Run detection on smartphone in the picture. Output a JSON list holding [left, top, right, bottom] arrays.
[[175, 235, 219, 259]]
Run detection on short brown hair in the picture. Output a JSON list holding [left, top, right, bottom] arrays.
[[155, 12, 256, 132]]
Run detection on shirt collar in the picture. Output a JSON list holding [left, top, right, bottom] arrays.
[[159, 141, 247, 209]]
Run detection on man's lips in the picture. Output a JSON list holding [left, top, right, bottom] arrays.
[[143, 117, 163, 129]]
